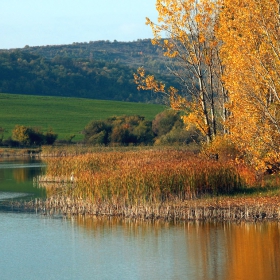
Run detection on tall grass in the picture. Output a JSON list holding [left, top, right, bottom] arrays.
[[42, 149, 254, 205]]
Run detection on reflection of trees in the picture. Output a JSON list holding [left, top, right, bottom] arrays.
[[75, 217, 173, 238], [225, 223, 280, 280], [13, 168, 29, 182], [75, 219, 227, 279], [0, 158, 44, 183], [185, 222, 280, 280], [73, 219, 280, 280], [13, 167, 42, 182], [183, 222, 227, 279]]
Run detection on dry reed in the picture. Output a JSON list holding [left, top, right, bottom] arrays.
[[8, 194, 280, 222], [39, 149, 251, 205]]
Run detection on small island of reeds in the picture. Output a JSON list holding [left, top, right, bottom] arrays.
[[7, 146, 276, 222]]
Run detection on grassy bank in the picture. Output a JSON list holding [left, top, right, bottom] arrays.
[[0, 93, 165, 141]]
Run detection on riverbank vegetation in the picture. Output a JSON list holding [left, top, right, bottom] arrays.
[[25, 148, 271, 217], [16, 147, 276, 221], [42, 148, 250, 202]]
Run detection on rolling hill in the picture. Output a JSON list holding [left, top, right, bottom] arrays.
[[0, 40, 180, 103]]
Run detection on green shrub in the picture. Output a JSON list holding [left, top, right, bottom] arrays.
[[12, 125, 57, 146], [83, 120, 112, 145], [153, 110, 202, 145], [152, 110, 180, 136], [83, 115, 154, 146]]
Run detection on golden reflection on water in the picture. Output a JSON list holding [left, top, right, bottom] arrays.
[[0, 157, 43, 183], [74, 217, 280, 280], [13, 168, 29, 182], [224, 222, 280, 280], [183, 221, 280, 280]]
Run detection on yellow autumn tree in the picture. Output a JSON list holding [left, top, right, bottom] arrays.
[[134, 0, 228, 144], [12, 125, 30, 145], [218, 0, 280, 170], [135, 0, 280, 169]]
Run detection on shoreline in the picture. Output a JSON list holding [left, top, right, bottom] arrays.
[[5, 194, 280, 222], [0, 148, 41, 157], [1, 147, 279, 222]]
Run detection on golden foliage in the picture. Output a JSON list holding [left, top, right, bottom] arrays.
[[217, 0, 280, 170], [202, 135, 240, 162], [12, 125, 30, 145], [133, 67, 165, 93], [135, 0, 228, 144], [137, 0, 280, 170]]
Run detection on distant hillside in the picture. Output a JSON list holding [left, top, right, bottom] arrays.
[[0, 40, 180, 103], [17, 39, 174, 76]]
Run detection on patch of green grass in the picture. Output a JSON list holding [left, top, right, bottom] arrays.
[[226, 185, 280, 197], [212, 175, 280, 198], [0, 93, 166, 141]]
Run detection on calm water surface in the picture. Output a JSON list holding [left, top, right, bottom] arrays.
[[0, 158, 280, 280]]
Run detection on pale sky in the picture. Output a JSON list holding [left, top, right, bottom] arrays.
[[0, 0, 158, 49]]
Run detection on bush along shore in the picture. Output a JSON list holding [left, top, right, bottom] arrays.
[[6, 148, 280, 222]]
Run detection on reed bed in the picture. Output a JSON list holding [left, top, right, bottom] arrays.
[[9, 147, 278, 221], [0, 148, 40, 157], [39, 149, 251, 204], [40, 145, 108, 157]]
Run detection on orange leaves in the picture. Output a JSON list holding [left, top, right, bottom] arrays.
[[133, 67, 166, 93], [169, 87, 188, 110], [136, 0, 280, 170], [217, 0, 280, 170], [136, 0, 227, 144]]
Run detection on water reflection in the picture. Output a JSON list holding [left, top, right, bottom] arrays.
[[74, 217, 280, 280], [224, 223, 280, 280], [0, 157, 46, 200], [0, 159, 279, 280]]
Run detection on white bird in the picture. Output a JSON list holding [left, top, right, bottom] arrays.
[[70, 173, 74, 182]]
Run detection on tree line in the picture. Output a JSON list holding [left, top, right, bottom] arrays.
[[13, 39, 174, 77], [0, 50, 179, 103], [1, 110, 201, 147], [83, 111, 201, 146], [0, 125, 57, 147]]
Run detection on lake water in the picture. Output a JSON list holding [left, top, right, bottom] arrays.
[[0, 158, 280, 280]]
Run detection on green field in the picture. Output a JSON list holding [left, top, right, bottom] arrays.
[[0, 93, 166, 141]]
